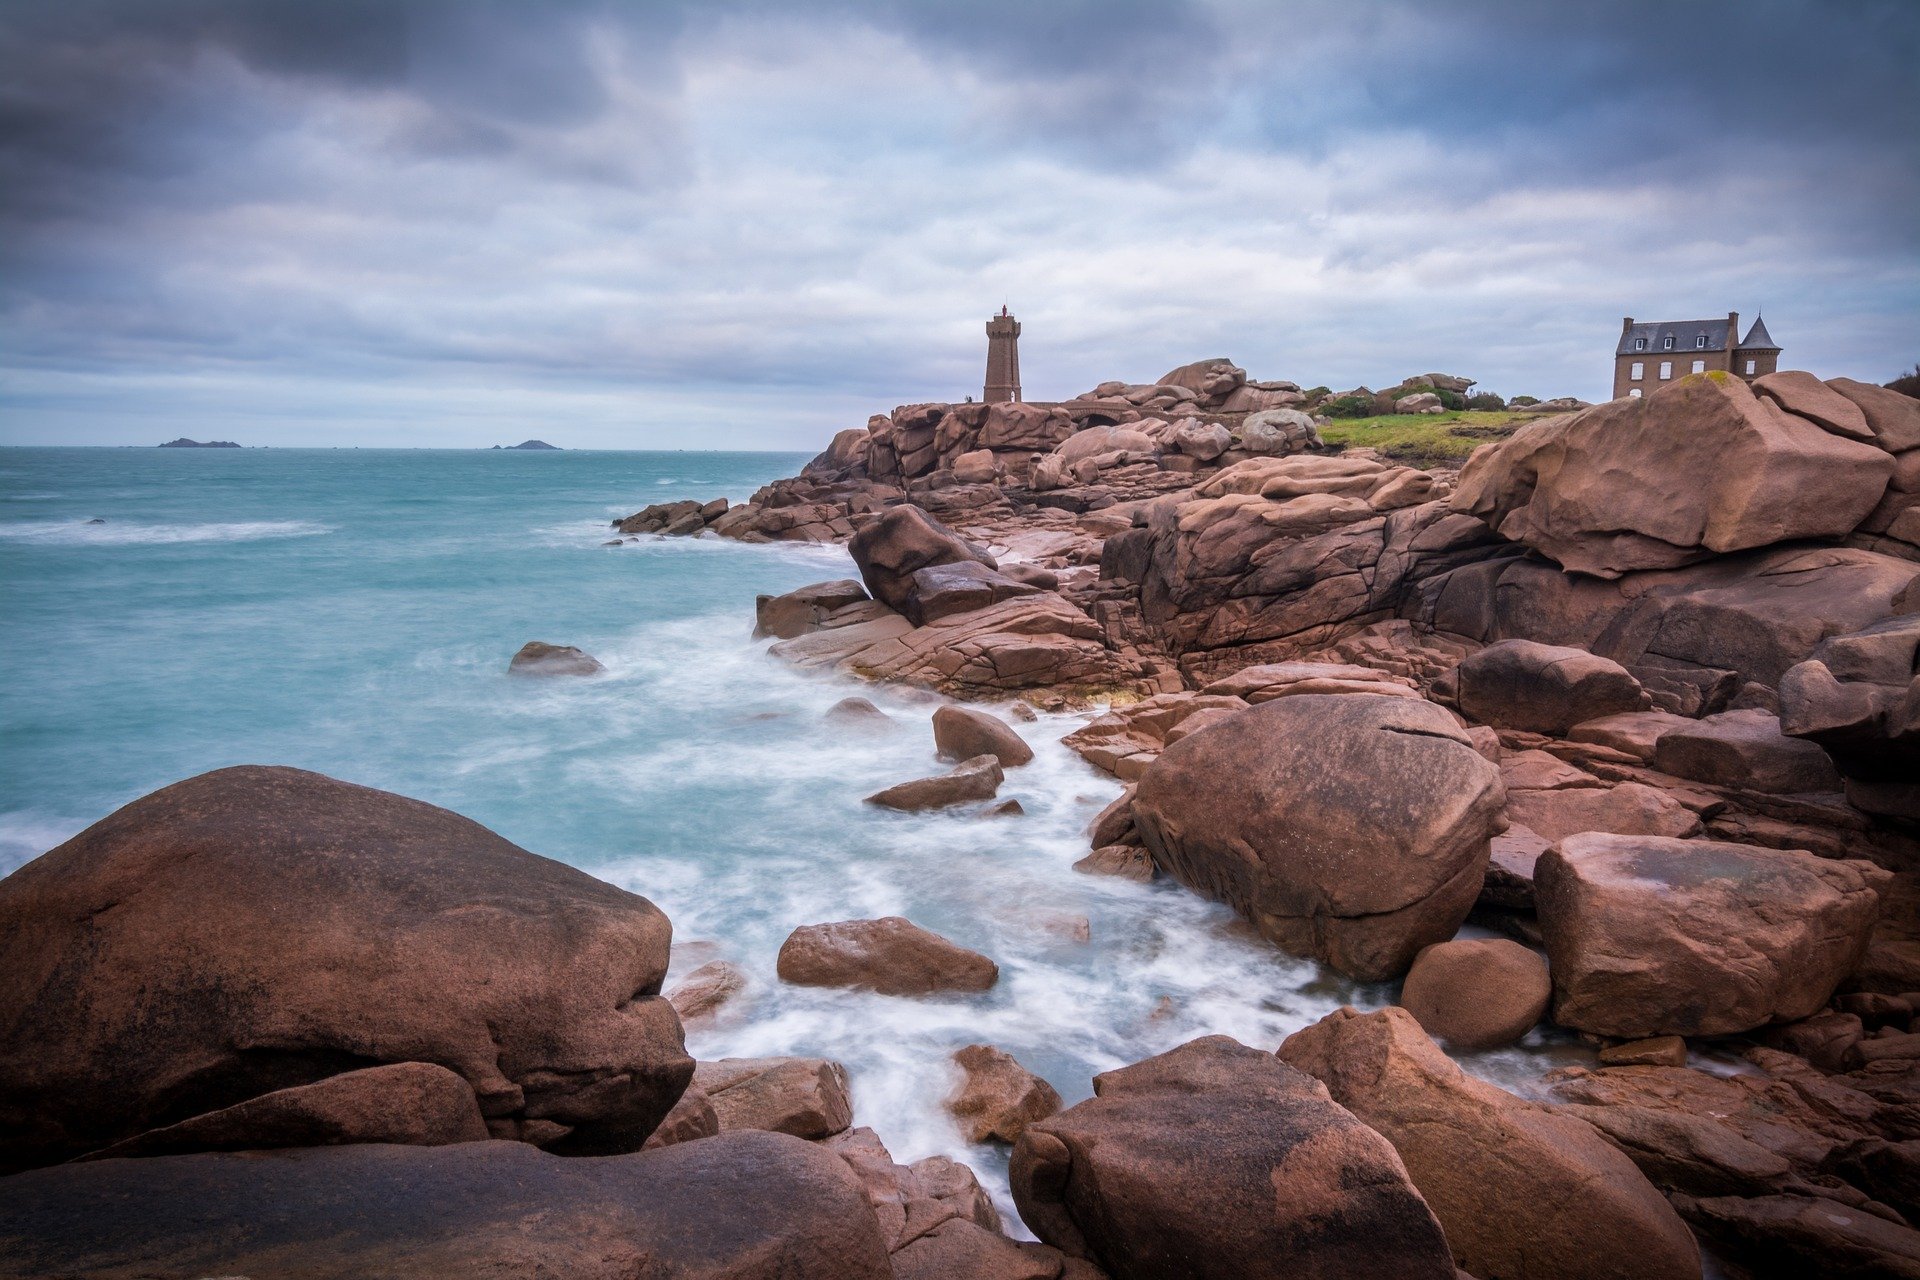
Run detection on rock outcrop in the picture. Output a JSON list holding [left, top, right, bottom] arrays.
[[1131, 694, 1505, 980], [1279, 1007, 1701, 1280], [1010, 1036, 1455, 1279], [1452, 372, 1895, 578], [0, 766, 691, 1174]]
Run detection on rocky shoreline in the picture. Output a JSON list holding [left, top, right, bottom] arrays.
[[3, 359, 1918, 1278]]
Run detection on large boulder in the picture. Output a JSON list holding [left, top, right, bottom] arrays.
[[1010, 1035, 1454, 1280], [1235, 408, 1322, 455], [1156, 358, 1247, 406], [848, 504, 997, 613], [1131, 694, 1505, 980], [1398, 938, 1551, 1051], [1535, 833, 1891, 1037], [1452, 372, 1895, 578], [1454, 639, 1647, 734], [1777, 614, 1920, 820], [0, 1132, 894, 1280], [776, 917, 999, 996], [0, 767, 691, 1174], [1279, 1007, 1701, 1280], [864, 754, 1004, 810]]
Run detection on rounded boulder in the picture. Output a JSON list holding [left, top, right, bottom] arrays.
[[1399, 938, 1551, 1051]]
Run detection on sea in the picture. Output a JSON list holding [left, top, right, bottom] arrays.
[[0, 445, 1578, 1223]]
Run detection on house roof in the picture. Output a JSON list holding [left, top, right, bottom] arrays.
[[1617, 318, 1733, 356], [1737, 315, 1781, 351]]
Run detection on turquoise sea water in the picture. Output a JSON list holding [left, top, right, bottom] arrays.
[[0, 446, 1561, 1221]]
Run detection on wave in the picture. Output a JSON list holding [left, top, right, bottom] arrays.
[[0, 519, 333, 547]]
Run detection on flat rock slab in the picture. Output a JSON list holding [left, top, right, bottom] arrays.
[[865, 754, 1004, 810], [0, 1132, 892, 1280], [1455, 639, 1647, 735], [1651, 708, 1844, 794]]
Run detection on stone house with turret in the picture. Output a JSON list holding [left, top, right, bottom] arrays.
[[1612, 312, 1780, 401]]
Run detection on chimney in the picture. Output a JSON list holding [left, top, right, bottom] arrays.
[[1727, 312, 1739, 350], [1622, 316, 1634, 334]]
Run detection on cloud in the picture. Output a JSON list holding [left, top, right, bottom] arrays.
[[0, 0, 1914, 446]]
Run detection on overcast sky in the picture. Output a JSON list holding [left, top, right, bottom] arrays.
[[2, 0, 1915, 448]]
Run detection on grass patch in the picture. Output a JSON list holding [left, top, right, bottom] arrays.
[[1317, 410, 1531, 465]]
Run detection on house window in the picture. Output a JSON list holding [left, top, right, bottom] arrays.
[[1629, 389, 1642, 398], [1630, 362, 1644, 380], [1696, 335, 1708, 348], [1663, 336, 1674, 349], [1745, 360, 1756, 375], [1691, 359, 1705, 374], [1635, 338, 1646, 351], [1659, 361, 1672, 379]]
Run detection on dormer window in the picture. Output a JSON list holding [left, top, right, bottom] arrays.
[[1635, 338, 1646, 351], [1663, 336, 1674, 350], [1696, 335, 1707, 348]]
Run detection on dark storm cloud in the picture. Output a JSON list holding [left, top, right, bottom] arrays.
[[0, 0, 1914, 446]]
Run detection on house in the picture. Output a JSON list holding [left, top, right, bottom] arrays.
[[1612, 312, 1780, 400]]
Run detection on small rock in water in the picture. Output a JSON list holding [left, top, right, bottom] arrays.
[[1074, 844, 1155, 882], [84, 518, 106, 525], [1007, 701, 1040, 722], [602, 538, 624, 546], [978, 797, 1024, 817], [776, 916, 998, 995], [507, 641, 604, 677], [932, 705, 1034, 768], [824, 696, 894, 728], [667, 959, 746, 1023], [864, 755, 1003, 811], [946, 1044, 1062, 1144]]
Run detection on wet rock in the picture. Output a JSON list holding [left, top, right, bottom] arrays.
[[947, 1044, 1062, 1144], [933, 705, 1035, 768], [1452, 372, 1894, 578], [1131, 694, 1505, 981], [694, 1057, 853, 1140], [1600, 1037, 1689, 1068], [1399, 937, 1551, 1051], [1011, 1035, 1455, 1280], [0, 766, 690, 1174], [849, 504, 997, 612], [1651, 708, 1844, 794], [1454, 639, 1647, 734], [76, 1062, 487, 1161], [981, 797, 1026, 817], [667, 959, 747, 1022], [1074, 845, 1155, 882], [0, 1132, 894, 1280], [777, 917, 998, 996], [507, 640, 604, 676], [1536, 833, 1890, 1038], [754, 579, 872, 639], [865, 754, 1004, 810], [1482, 823, 1550, 909], [1280, 1006, 1700, 1280]]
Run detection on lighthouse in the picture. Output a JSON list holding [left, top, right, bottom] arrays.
[[984, 307, 1021, 404]]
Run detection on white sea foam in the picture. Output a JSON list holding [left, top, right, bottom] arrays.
[[0, 812, 83, 876], [0, 519, 332, 546]]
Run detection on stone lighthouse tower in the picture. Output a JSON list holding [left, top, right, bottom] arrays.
[[984, 306, 1021, 404]]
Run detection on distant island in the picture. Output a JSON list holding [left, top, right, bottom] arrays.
[[158, 438, 241, 448], [492, 440, 561, 450]]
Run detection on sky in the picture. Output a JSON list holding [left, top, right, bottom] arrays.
[[1, 0, 1915, 449]]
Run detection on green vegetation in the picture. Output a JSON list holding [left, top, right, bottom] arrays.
[[1317, 410, 1530, 464]]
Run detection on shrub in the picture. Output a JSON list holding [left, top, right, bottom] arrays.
[[1303, 386, 1331, 402], [1466, 392, 1506, 411], [1888, 365, 1920, 398], [1436, 388, 1467, 410], [1509, 395, 1540, 407], [1321, 395, 1375, 419]]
